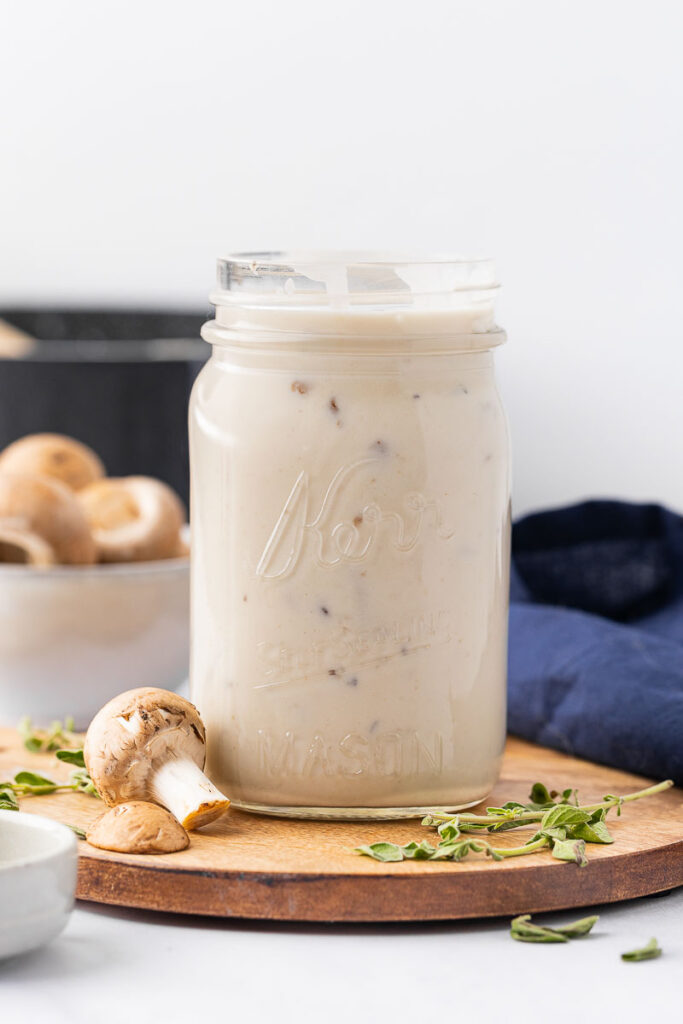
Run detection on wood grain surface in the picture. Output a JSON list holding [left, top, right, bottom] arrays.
[[1, 727, 681, 922]]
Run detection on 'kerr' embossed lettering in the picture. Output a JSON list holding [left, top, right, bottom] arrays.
[[255, 456, 454, 581]]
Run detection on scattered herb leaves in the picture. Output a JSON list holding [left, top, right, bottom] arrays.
[[510, 913, 599, 943], [18, 716, 79, 753], [510, 915, 568, 943]]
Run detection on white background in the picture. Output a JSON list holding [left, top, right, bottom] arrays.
[[2, 891, 681, 1024], [1, 0, 682, 516]]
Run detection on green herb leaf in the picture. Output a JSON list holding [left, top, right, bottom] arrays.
[[510, 915, 568, 943], [551, 914, 599, 938], [541, 805, 591, 830], [621, 938, 662, 962], [68, 824, 87, 840], [551, 838, 588, 867], [430, 843, 460, 860], [436, 821, 461, 843], [525, 783, 579, 810], [571, 815, 614, 844], [355, 842, 404, 862], [401, 840, 436, 860], [56, 748, 86, 767], [450, 839, 486, 861], [529, 783, 554, 806], [540, 825, 568, 842], [510, 913, 599, 942], [70, 768, 99, 797], [13, 770, 58, 794], [0, 785, 20, 811]]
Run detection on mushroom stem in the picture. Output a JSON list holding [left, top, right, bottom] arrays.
[[150, 757, 230, 830]]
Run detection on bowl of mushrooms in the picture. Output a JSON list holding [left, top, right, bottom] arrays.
[[0, 434, 190, 728]]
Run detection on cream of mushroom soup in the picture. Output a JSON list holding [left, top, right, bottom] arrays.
[[190, 253, 510, 818]]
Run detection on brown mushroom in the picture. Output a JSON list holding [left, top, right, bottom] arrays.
[[78, 476, 185, 562], [86, 801, 189, 854], [84, 688, 230, 830], [0, 433, 105, 492], [0, 474, 96, 564]]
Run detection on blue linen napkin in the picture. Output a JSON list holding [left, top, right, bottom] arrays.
[[508, 501, 683, 785]]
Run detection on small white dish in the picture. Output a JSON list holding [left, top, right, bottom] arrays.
[[0, 555, 189, 729], [0, 810, 78, 960]]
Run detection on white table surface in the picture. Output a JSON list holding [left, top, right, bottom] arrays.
[[2, 886, 680, 1022]]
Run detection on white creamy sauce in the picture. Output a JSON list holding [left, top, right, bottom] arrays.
[[190, 286, 510, 816]]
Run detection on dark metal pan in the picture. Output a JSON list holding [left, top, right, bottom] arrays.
[[0, 309, 209, 506]]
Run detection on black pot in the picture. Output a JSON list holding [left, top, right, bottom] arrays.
[[0, 309, 209, 507]]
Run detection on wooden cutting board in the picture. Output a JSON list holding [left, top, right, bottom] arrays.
[[1, 727, 681, 922]]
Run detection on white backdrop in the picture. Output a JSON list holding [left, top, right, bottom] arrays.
[[1, 0, 681, 516]]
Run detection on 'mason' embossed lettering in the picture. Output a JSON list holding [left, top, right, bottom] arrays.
[[257, 728, 444, 780]]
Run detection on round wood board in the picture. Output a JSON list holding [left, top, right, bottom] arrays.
[[1, 728, 681, 922]]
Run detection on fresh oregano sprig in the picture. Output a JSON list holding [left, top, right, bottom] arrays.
[[0, 756, 99, 805], [356, 779, 673, 866], [2, 721, 99, 812]]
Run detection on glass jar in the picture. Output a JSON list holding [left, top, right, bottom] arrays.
[[190, 253, 510, 819]]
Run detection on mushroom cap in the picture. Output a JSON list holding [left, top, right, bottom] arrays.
[[0, 523, 56, 566], [84, 687, 207, 807], [0, 473, 97, 564], [0, 318, 35, 359], [78, 476, 185, 563], [86, 801, 189, 854], [0, 433, 105, 492]]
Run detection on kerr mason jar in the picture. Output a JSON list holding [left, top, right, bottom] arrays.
[[190, 253, 511, 819]]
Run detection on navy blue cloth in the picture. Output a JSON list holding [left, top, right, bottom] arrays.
[[508, 501, 683, 784]]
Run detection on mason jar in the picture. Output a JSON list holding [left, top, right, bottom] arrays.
[[190, 253, 510, 819]]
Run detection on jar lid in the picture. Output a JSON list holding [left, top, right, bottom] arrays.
[[215, 251, 499, 308], [208, 252, 504, 348]]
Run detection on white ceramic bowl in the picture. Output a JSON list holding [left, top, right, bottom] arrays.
[[0, 810, 78, 960], [0, 556, 189, 729]]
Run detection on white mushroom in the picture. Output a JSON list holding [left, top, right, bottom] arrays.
[[84, 688, 230, 830], [86, 801, 189, 854], [0, 523, 56, 566], [0, 433, 105, 492], [0, 473, 96, 564], [0, 319, 35, 359], [78, 476, 185, 562]]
